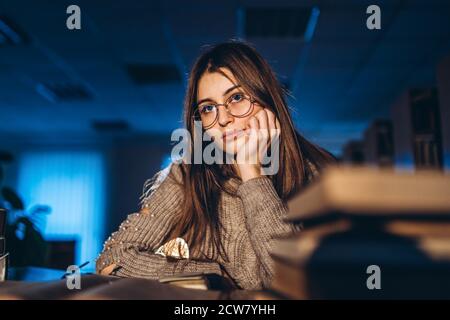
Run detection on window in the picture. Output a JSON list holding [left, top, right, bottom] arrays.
[[17, 151, 105, 266]]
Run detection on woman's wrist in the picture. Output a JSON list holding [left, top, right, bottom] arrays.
[[237, 164, 261, 182]]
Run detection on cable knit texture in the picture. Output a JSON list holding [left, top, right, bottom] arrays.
[[95, 162, 318, 290]]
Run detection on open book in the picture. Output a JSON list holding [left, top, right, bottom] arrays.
[[158, 272, 236, 291]]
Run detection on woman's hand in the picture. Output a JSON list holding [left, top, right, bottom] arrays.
[[235, 108, 281, 182], [99, 263, 117, 275]]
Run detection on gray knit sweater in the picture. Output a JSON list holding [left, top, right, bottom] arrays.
[[95, 162, 316, 290]]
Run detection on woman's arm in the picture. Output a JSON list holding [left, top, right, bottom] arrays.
[[95, 164, 223, 278], [235, 175, 300, 288], [96, 244, 222, 278]]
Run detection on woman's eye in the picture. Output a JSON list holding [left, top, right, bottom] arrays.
[[200, 105, 215, 113], [230, 93, 243, 103]]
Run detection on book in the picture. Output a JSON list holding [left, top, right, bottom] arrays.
[[286, 166, 450, 222], [0, 253, 7, 282], [270, 222, 450, 299], [159, 272, 236, 291], [269, 166, 450, 299], [272, 219, 450, 265], [69, 277, 224, 300], [0, 209, 7, 282]]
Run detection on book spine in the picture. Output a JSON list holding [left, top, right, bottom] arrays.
[[0, 253, 8, 282]]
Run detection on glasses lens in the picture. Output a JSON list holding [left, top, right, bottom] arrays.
[[228, 94, 252, 117], [196, 105, 217, 128], [195, 94, 253, 128]]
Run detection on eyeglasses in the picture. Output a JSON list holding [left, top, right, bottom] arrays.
[[193, 93, 255, 129]]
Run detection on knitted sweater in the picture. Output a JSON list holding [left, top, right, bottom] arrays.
[[95, 162, 317, 290]]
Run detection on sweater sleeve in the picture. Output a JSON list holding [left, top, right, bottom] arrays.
[[95, 163, 223, 278], [236, 176, 301, 288]]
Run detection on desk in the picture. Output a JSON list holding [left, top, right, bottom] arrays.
[[0, 267, 271, 300]]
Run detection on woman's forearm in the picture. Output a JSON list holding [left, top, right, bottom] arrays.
[[236, 176, 299, 287], [96, 164, 186, 275], [96, 245, 222, 279]]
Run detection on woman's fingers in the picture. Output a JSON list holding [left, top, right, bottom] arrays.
[[254, 109, 268, 130], [253, 111, 271, 163], [266, 109, 276, 130], [100, 264, 117, 275], [274, 116, 281, 139], [238, 108, 281, 166], [260, 109, 281, 150], [237, 114, 258, 164], [246, 114, 259, 132], [264, 109, 277, 144]]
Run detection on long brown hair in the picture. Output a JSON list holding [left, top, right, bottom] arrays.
[[162, 40, 335, 262]]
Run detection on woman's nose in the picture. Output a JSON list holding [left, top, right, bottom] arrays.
[[217, 105, 233, 127]]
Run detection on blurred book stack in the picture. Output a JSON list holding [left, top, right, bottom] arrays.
[[0, 208, 8, 282], [269, 166, 450, 299]]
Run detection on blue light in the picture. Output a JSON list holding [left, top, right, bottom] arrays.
[[304, 7, 320, 43], [161, 154, 174, 170], [291, 6, 320, 95], [444, 153, 450, 173], [17, 151, 105, 266], [236, 6, 245, 40]]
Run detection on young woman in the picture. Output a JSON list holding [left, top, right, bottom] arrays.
[[96, 41, 335, 290]]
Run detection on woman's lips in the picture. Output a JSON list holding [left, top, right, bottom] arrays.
[[222, 129, 245, 141]]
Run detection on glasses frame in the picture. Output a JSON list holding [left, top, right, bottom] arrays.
[[193, 93, 256, 130]]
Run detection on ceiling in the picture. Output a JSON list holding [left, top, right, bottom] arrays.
[[1, 0, 450, 155]]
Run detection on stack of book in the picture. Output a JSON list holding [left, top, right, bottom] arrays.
[[0, 208, 8, 282], [270, 166, 450, 299]]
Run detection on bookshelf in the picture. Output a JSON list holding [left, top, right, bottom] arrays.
[[391, 88, 443, 170], [342, 140, 365, 165], [363, 119, 394, 167]]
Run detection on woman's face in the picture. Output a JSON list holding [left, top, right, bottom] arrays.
[[196, 68, 263, 155]]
